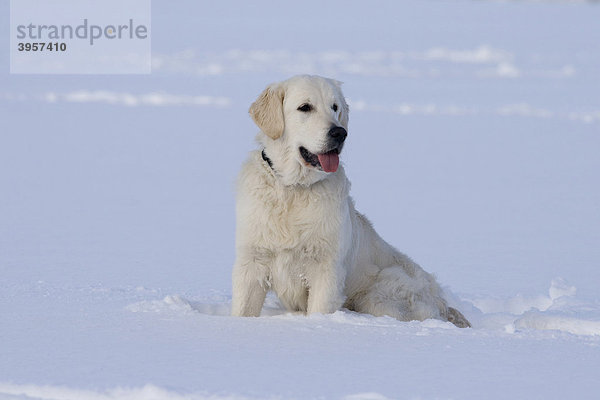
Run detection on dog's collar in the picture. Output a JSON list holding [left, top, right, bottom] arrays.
[[261, 149, 274, 170]]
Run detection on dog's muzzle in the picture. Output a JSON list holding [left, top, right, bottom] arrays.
[[299, 126, 348, 174]]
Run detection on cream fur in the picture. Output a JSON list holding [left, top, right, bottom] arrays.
[[249, 83, 285, 140], [232, 75, 470, 328]]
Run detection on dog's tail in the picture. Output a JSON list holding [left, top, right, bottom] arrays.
[[447, 307, 471, 328]]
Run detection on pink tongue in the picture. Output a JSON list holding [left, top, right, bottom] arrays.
[[317, 152, 339, 173]]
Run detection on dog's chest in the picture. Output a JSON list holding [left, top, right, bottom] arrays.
[[255, 183, 344, 306], [237, 162, 350, 272], [258, 185, 340, 251]]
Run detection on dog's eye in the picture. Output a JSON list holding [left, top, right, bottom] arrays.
[[332, 104, 338, 112], [297, 103, 313, 112]]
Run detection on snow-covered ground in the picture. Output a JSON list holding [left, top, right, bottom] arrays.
[[1, 1, 599, 399]]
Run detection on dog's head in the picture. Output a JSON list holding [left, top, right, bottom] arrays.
[[249, 75, 349, 186]]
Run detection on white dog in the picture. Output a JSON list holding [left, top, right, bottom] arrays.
[[231, 75, 470, 328]]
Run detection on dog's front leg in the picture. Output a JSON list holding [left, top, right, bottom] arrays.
[[306, 260, 346, 314], [231, 258, 269, 317]]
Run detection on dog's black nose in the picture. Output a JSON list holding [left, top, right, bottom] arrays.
[[328, 126, 347, 144]]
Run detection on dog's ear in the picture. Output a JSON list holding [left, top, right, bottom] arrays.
[[249, 83, 285, 140], [330, 79, 349, 130]]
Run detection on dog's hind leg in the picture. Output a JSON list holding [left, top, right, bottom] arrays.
[[352, 265, 470, 327]]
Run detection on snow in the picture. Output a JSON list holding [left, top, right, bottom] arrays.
[[1, 0, 600, 399], [41, 91, 232, 108]]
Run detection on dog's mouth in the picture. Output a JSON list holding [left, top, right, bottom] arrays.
[[299, 146, 341, 173]]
